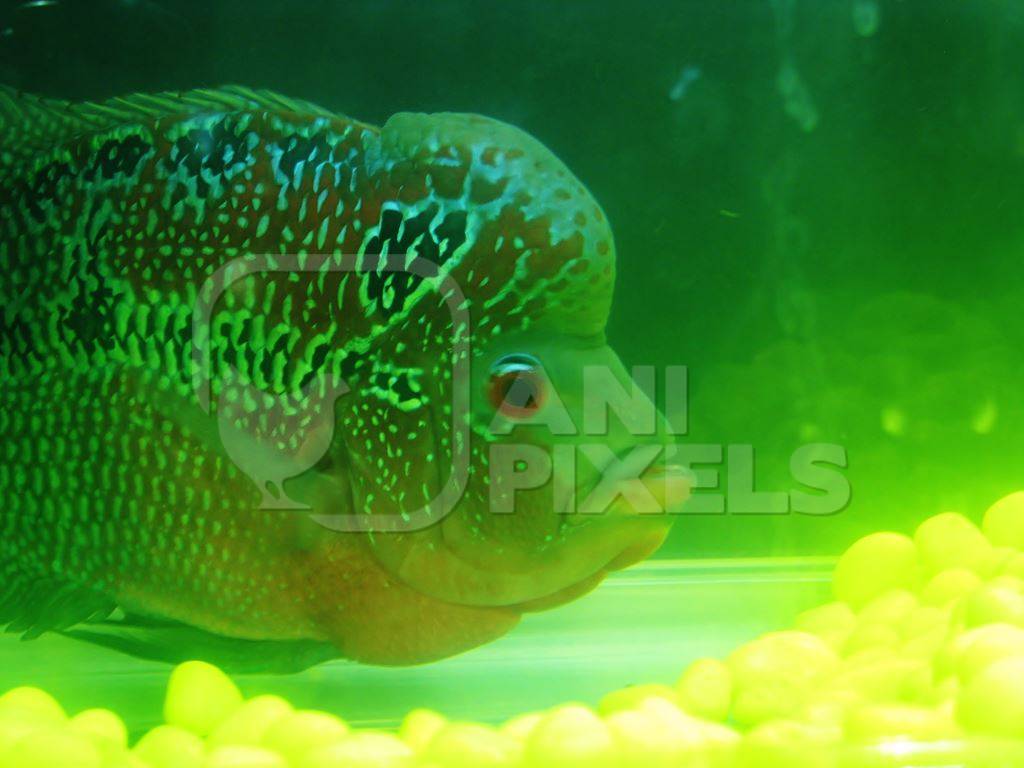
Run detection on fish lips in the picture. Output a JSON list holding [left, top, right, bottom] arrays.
[[511, 523, 674, 613], [368, 460, 692, 610]]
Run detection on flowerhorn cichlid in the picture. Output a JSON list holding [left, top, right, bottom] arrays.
[[0, 86, 690, 670]]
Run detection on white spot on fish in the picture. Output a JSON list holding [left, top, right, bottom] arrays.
[[316, 217, 330, 250]]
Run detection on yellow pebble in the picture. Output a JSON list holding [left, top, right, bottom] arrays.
[[208, 696, 293, 749], [206, 745, 288, 768], [637, 696, 701, 731], [524, 705, 618, 768], [1000, 552, 1024, 580], [597, 683, 678, 716], [859, 589, 918, 625], [929, 677, 960, 707], [962, 582, 1024, 627], [935, 625, 986, 680], [0, 719, 45, 758], [982, 491, 1024, 550], [833, 532, 918, 608], [423, 722, 520, 768], [990, 573, 1024, 592], [953, 623, 1024, 681], [730, 631, 839, 685], [898, 605, 949, 640], [843, 621, 902, 656], [835, 645, 890, 667], [737, 719, 839, 768], [4, 726, 101, 768], [134, 725, 205, 768], [956, 656, 1024, 738], [800, 689, 863, 729], [638, 696, 723, 762], [728, 632, 839, 726], [844, 702, 959, 741], [398, 709, 447, 752], [0, 687, 66, 726], [900, 623, 949, 660], [261, 710, 349, 764], [69, 708, 128, 756], [103, 753, 153, 768], [915, 512, 993, 576], [676, 657, 732, 722], [828, 654, 931, 703], [920, 567, 983, 607], [164, 661, 244, 737], [793, 602, 856, 649], [605, 706, 703, 768], [982, 546, 1018, 576], [299, 732, 413, 768], [498, 712, 542, 743], [697, 721, 740, 768]]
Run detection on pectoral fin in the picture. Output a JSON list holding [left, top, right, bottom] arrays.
[[61, 614, 340, 674]]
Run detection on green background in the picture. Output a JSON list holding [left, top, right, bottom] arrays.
[[2, 0, 1022, 557]]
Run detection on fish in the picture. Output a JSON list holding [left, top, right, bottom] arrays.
[[0, 86, 690, 670]]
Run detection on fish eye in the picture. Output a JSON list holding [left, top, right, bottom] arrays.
[[488, 353, 547, 420]]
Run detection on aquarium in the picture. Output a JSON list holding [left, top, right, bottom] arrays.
[[1, 1, 1023, 766]]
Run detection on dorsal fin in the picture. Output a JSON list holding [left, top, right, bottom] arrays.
[[0, 84, 344, 169]]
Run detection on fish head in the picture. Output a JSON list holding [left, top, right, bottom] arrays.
[[335, 112, 690, 612], [456, 330, 692, 604]]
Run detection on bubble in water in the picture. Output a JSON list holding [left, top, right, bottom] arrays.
[[852, 0, 880, 37], [669, 65, 702, 102], [777, 62, 819, 132]]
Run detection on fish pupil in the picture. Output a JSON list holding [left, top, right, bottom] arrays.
[[489, 357, 546, 418]]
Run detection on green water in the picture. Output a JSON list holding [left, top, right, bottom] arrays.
[[1, 0, 1023, 748], [2, 0, 1021, 557]]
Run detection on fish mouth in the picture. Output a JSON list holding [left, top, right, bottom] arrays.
[[368, 458, 692, 610], [510, 525, 673, 613]]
